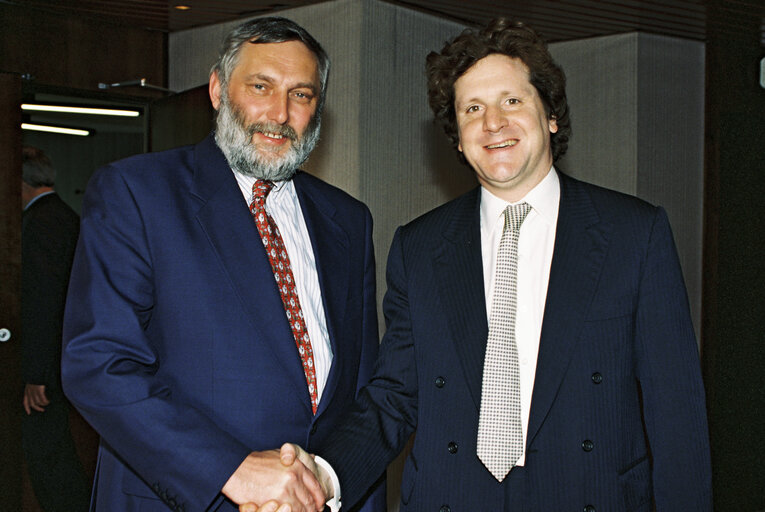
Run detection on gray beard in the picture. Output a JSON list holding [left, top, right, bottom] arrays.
[[214, 91, 321, 181]]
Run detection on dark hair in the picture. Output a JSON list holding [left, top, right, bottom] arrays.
[[211, 16, 330, 114], [22, 146, 55, 187], [426, 18, 571, 161]]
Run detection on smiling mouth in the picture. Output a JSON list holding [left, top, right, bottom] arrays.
[[260, 131, 286, 140], [485, 139, 518, 149], [247, 122, 298, 143]]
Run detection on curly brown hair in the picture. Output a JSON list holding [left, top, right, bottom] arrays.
[[426, 18, 571, 162]]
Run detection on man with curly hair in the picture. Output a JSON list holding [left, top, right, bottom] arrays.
[[266, 18, 711, 512]]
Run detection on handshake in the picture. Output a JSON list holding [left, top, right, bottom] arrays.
[[222, 443, 336, 512]]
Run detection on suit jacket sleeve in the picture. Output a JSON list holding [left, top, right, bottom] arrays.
[[350, 199, 388, 512], [62, 166, 251, 511], [321, 226, 418, 509], [357, 203, 380, 395], [635, 207, 712, 509]]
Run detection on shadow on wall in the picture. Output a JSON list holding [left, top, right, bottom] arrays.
[[422, 118, 477, 200]]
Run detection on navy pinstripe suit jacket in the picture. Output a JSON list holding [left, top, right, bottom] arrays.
[[321, 171, 711, 512]]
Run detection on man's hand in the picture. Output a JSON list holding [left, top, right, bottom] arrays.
[[23, 384, 49, 414], [238, 444, 334, 512], [222, 446, 325, 512], [239, 501, 293, 512], [279, 444, 333, 499]]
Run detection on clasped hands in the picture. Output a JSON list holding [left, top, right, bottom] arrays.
[[222, 443, 332, 512]]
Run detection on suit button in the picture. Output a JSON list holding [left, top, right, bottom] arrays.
[[583, 506, 596, 512], [591, 372, 603, 384], [447, 442, 458, 454], [435, 376, 446, 388], [440, 506, 451, 512], [582, 439, 594, 452], [310, 424, 318, 435]]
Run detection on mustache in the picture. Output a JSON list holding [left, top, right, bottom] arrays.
[[245, 122, 298, 143]]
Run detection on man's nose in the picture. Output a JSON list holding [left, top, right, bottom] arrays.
[[266, 91, 289, 125], [483, 105, 508, 133]]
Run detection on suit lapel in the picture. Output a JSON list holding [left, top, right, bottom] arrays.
[[527, 173, 610, 445], [292, 173, 350, 416], [435, 188, 489, 409], [190, 136, 311, 411]]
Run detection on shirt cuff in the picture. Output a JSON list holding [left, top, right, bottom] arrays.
[[314, 455, 341, 512]]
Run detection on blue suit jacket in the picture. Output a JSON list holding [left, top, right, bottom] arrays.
[[62, 135, 384, 512], [321, 172, 711, 511]]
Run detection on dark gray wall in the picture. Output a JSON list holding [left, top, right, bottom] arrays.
[[170, 2, 704, 341], [552, 32, 705, 336]]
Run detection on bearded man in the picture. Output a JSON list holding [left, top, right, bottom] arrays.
[[62, 17, 385, 512]]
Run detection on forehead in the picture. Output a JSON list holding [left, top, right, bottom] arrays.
[[232, 40, 319, 83], [454, 54, 534, 101]]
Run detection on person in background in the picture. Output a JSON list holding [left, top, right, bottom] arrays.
[[22, 146, 91, 511]]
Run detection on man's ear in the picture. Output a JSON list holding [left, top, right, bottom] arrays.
[[209, 71, 222, 111], [548, 113, 559, 134]]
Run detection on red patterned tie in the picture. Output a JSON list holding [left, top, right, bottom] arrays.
[[250, 179, 319, 414]]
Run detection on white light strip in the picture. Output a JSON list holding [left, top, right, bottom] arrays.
[[22, 103, 140, 117], [21, 123, 90, 136]]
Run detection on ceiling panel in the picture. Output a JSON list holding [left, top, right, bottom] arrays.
[[6, 0, 764, 45]]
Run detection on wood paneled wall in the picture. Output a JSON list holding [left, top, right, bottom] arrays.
[[702, 2, 765, 510], [0, 4, 165, 96], [0, 71, 23, 512]]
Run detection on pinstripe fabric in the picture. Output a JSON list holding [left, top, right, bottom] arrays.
[[321, 173, 711, 511]]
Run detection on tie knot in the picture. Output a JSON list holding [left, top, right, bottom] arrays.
[[252, 179, 275, 207], [504, 202, 531, 232]]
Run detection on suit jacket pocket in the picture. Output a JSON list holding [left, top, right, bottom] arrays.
[[619, 455, 653, 511], [122, 468, 161, 500]]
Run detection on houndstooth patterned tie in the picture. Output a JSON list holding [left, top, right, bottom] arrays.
[[477, 202, 531, 481], [251, 180, 319, 414]]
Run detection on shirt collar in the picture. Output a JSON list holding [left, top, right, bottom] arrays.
[[233, 171, 293, 205], [480, 166, 560, 228], [24, 190, 55, 211]]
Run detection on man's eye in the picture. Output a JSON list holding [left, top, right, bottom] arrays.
[[506, 98, 520, 105], [292, 91, 314, 102], [466, 105, 480, 113]]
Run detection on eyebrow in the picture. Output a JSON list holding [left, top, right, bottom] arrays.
[[456, 89, 528, 107], [292, 82, 318, 94], [245, 73, 318, 94]]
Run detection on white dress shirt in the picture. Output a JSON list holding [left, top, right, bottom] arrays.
[[234, 172, 333, 402], [24, 189, 55, 211], [479, 167, 560, 466]]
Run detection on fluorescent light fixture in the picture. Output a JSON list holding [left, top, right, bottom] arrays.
[[22, 123, 91, 136], [22, 103, 141, 117]]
